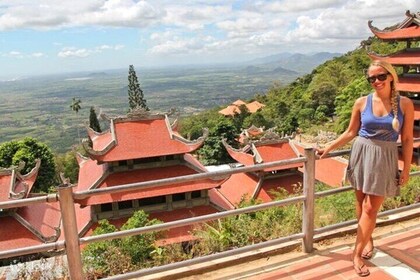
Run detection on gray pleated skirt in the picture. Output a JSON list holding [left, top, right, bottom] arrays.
[[346, 137, 400, 197]]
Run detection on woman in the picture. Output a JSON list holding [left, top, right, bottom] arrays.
[[316, 60, 414, 277]]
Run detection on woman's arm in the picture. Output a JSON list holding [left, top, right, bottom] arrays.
[[317, 96, 364, 158], [399, 96, 414, 186]]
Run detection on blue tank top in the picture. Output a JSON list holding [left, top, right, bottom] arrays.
[[358, 93, 403, 142]]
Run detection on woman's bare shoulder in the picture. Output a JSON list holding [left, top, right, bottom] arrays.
[[354, 96, 367, 109], [400, 95, 414, 111]]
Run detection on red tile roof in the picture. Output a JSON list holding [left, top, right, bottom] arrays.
[[256, 173, 303, 203], [85, 114, 206, 163], [414, 104, 420, 121], [211, 171, 304, 209], [255, 142, 303, 171], [0, 160, 41, 202], [293, 141, 348, 187], [368, 11, 420, 41], [84, 205, 221, 246], [224, 143, 255, 166], [396, 76, 420, 93], [17, 202, 62, 239], [413, 129, 420, 148], [219, 105, 241, 116], [0, 201, 90, 252], [219, 100, 265, 116], [0, 216, 41, 251], [223, 139, 302, 172], [313, 158, 348, 187], [369, 24, 420, 40], [215, 172, 259, 208], [368, 49, 420, 66], [76, 164, 225, 206], [208, 188, 235, 210], [246, 101, 266, 113], [150, 205, 221, 245], [247, 126, 264, 136], [0, 173, 12, 201], [76, 155, 107, 191], [232, 99, 246, 106]]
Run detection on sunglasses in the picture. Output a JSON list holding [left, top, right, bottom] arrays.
[[367, 73, 389, 83]]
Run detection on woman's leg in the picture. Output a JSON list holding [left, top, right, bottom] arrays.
[[353, 194, 385, 273], [355, 190, 374, 257]]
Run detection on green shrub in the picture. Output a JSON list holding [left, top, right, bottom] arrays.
[[120, 211, 163, 264]]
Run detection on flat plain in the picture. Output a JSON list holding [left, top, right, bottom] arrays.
[[0, 65, 299, 153]]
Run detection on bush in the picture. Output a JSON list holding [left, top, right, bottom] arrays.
[[82, 211, 163, 277]]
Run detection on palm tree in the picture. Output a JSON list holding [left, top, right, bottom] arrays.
[[70, 97, 82, 143]]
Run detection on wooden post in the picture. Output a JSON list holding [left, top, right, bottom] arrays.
[[302, 148, 315, 253], [57, 183, 84, 280]]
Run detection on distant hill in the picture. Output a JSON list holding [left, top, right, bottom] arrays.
[[242, 65, 298, 75], [88, 72, 109, 77], [248, 52, 342, 74]]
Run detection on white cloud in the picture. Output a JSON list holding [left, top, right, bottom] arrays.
[[57, 44, 124, 58], [7, 51, 24, 58], [217, 17, 269, 38], [0, 0, 164, 30], [0, 0, 418, 74], [31, 52, 45, 58], [58, 47, 91, 58], [283, 0, 418, 48], [149, 35, 215, 55], [1, 50, 45, 59], [162, 4, 232, 30], [253, 0, 347, 13]]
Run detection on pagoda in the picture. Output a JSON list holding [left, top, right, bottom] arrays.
[[76, 108, 227, 244], [368, 10, 420, 164]]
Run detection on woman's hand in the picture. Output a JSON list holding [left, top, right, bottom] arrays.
[[315, 148, 328, 159], [399, 169, 410, 186]]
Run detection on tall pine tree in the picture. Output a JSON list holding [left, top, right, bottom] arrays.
[[128, 65, 149, 111], [89, 106, 102, 132]]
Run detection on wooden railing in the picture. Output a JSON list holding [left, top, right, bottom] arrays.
[[1, 146, 419, 280]]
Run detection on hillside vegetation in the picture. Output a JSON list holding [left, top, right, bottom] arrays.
[[178, 37, 411, 165]]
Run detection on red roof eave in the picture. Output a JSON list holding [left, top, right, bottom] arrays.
[[368, 50, 420, 66], [396, 77, 420, 93], [369, 24, 420, 40]]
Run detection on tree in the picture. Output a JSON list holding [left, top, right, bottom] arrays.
[[232, 104, 250, 131], [243, 111, 271, 129], [0, 137, 57, 193], [70, 97, 82, 142], [89, 106, 102, 133], [55, 150, 79, 183], [198, 118, 238, 165], [70, 97, 81, 113], [128, 65, 149, 111]]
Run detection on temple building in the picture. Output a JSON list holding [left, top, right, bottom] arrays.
[[0, 109, 228, 254], [76, 108, 226, 244], [219, 99, 265, 117], [0, 160, 61, 252], [368, 10, 420, 164], [210, 129, 347, 210], [0, 160, 91, 254]]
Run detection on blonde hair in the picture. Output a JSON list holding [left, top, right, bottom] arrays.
[[369, 60, 400, 132]]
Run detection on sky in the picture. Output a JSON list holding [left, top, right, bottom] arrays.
[[0, 0, 417, 78]]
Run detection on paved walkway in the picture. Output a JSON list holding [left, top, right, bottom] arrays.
[[171, 216, 420, 280], [1, 214, 418, 280]]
